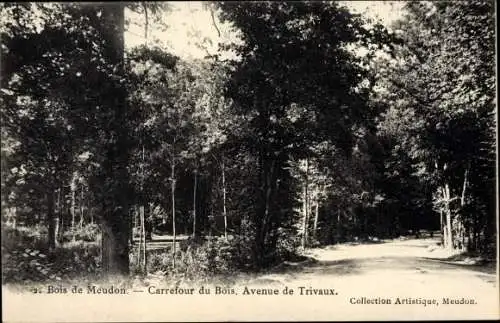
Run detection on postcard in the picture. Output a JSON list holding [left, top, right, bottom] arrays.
[[2, 1, 498, 321]]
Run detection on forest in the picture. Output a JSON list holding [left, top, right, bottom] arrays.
[[0, 1, 496, 285]]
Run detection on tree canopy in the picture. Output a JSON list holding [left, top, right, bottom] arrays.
[[1, 1, 496, 281]]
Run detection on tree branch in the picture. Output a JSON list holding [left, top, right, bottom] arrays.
[[209, 6, 221, 38]]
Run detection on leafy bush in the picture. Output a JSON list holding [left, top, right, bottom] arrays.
[[3, 242, 101, 284], [275, 227, 301, 262], [130, 236, 242, 281], [2, 225, 101, 284], [62, 223, 100, 242], [2, 247, 54, 283], [2, 224, 47, 252]]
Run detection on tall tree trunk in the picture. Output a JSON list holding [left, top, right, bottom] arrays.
[[301, 158, 309, 249], [259, 156, 277, 266], [79, 186, 84, 228], [70, 180, 76, 239], [11, 207, 17, 229], [140, 205, 146, 273], [55, 188, 61, 244], [101, 215, 129, 276], [209, 207, 213, 240], [193, 169, 198, 238], [134, 205, 138, 231], [100, 3, 130, 276], [460, 165, 469, 251], [472, 213, 479, 251], [139, 13, 149, 266], [171, 160, 176, 268], [460, 166, 469, 207], [253, 151, 268, 267], [89, 198, 93, 225], [262, 171, 272, 246], [440, 209, 444, 245], [47, 190, 57, 250], [337, 210, 342, 243], [443, 184, 453, 250], [222, 158, 227, 240], [136, 208, 142, 270], [137, 145, 147, 261], [313, 197, 319, 240]]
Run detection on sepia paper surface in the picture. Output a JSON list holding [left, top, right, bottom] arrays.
[[3, 275, 500, 321], [2, 1, 498, 321]]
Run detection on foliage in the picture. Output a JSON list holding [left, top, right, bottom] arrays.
[[373, 0, 495, 252], [62, 223, 101, 243], [130, 237, 241, 281], [214, 0, 395, 266], [2, 225, 100, 284], [0, 1, 496, 283]]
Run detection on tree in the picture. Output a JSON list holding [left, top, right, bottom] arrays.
[[85, 3, 131, 276], [1, 3, 96, 249], [374, 0, 495, 252], [217, 1, 388, 266]]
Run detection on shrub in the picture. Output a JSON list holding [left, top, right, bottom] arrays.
[[275, 227, 301, 261], [130, 236, 242, 282], [62, 223, 100, 242], [2, 225, 101, 284]]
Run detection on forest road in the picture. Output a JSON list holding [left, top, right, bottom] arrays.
[[241, 237, 499, 320], [3, 237, 498, 321]]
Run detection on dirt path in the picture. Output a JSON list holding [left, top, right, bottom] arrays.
[[3, 237, 498, 321], [233, 237, 499, 320], [253, 237, 496, 284]]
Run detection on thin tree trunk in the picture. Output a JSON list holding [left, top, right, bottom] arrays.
[[134, 205, 138, 230], [128, 205, 137, 247], [313, 198, 319, 239], [222, 159, 227, 240], [262, 176, 272, 247], [301, 158, 309, 249], [460, 166, 469, 251], [55, 188, 61, 244], [473, 220, 479, 251], [11, 207, 17, 229], [71, 181, 76, 239], [89, 200, 93, 225], [47, 190, 56, 250], [137, 208, 142, 269], [209, 208, 213, 240], [440, 209, 444, 245], [443, 184, 453, 250], [139, 145, 147, 261], [335, 210, 342, 244], [193, 169, 198, 238], [171, 160, 176, 269], [79, 186, 84, 228], [140, 205, 146, 273], [472, 213, 478, 251], [301, 186, 307, 248], [60, 190, 65, 242], [140, 13, 148, 267], [460, 166, 469, 207]]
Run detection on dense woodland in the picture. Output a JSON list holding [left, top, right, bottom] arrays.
[[1, 1, 496, 283]]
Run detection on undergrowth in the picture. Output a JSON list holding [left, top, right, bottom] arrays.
[[2, 225, 101, 284], [3, 224, 301, 287]]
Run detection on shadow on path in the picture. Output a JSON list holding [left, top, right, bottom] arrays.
[[266, 239, 497, 283]]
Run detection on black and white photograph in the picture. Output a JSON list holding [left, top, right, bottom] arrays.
[[1, 1, 498, 321]]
